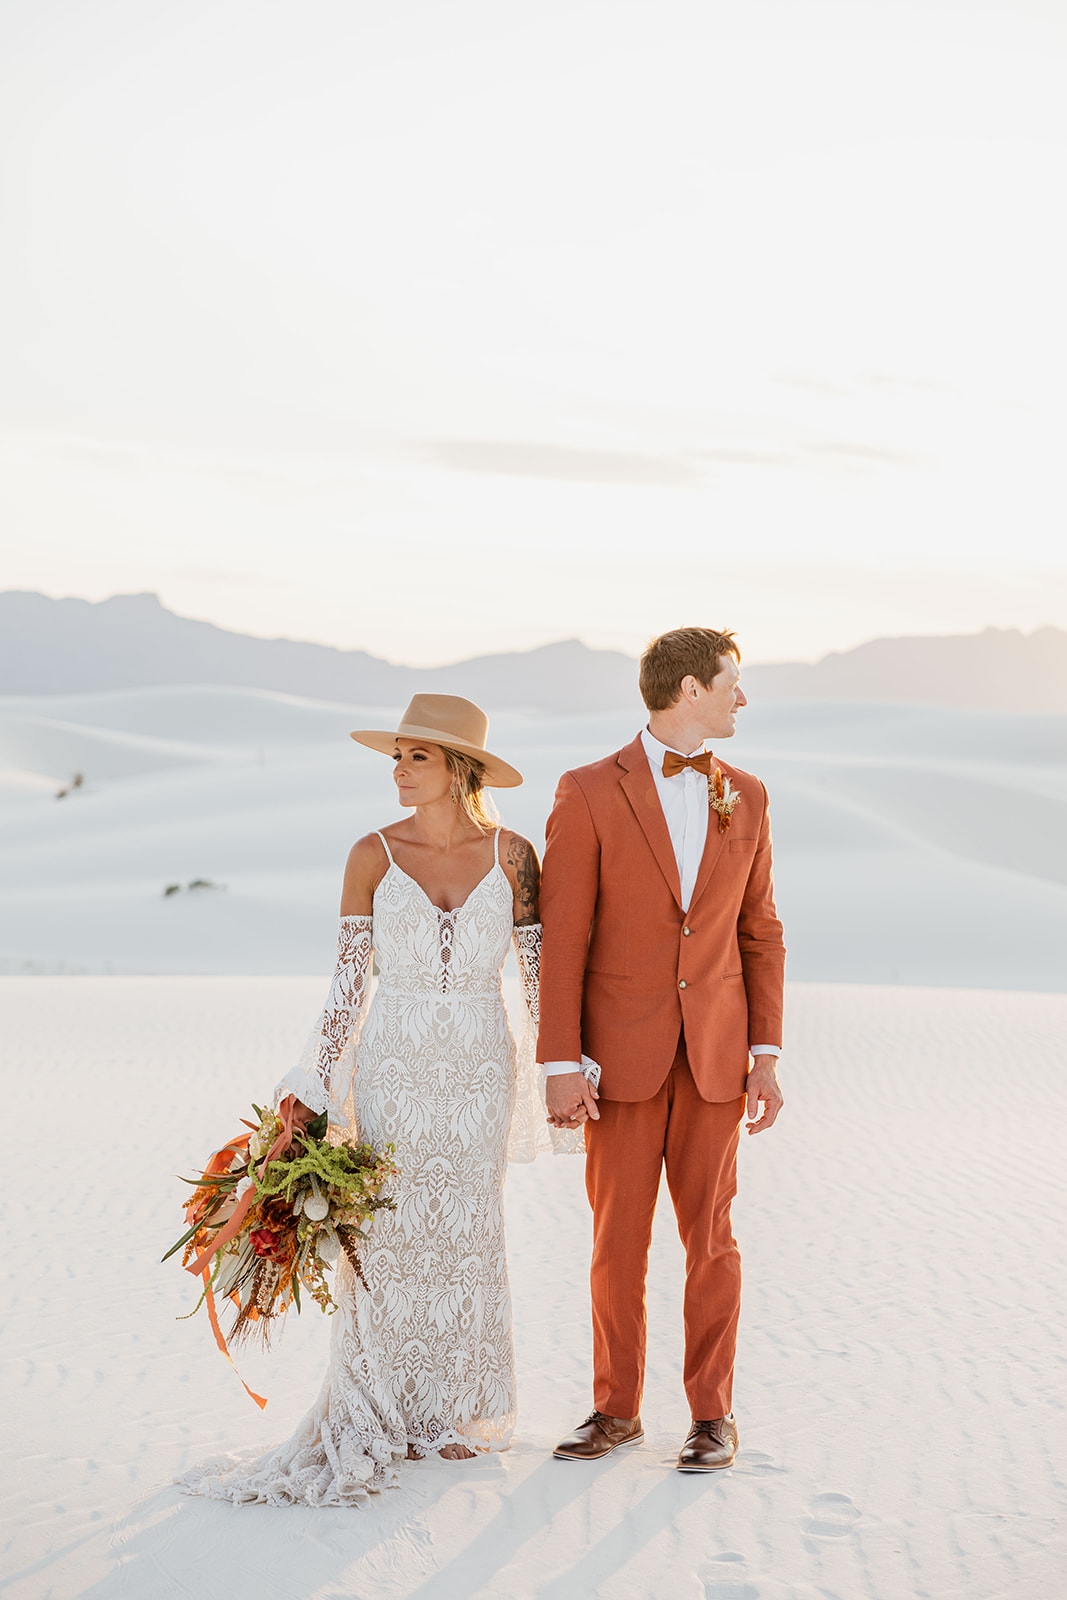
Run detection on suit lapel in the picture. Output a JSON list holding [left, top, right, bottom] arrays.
[[617, 737, 683, 910]]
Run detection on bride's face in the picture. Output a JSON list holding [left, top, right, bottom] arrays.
[[392, 738, 451, 808]]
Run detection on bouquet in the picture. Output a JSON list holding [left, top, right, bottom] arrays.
[[164, 1094, 398, 1405]]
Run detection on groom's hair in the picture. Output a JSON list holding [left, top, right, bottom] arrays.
[[639, 626, 740, 711]]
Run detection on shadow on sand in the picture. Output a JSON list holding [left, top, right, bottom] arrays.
[[19, 1442, 730, 1600]]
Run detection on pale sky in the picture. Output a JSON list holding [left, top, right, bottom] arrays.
[[2, 0, 1065, 665]]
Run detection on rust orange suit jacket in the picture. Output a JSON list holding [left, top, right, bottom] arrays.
[[538, 735, 786, 1103]]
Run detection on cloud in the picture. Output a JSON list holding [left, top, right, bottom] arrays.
[[422, 434, 926, 485], [688, 447, 790, 466], [800, 440, 930, 468], [419, 439, 707, 488]]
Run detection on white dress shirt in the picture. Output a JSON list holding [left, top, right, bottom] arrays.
[[640, 726, 709, 913], [544, 729, 780, 1075]]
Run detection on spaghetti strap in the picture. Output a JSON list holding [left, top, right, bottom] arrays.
[[493, 826, 502, 866], [376, 831, 394, 867]]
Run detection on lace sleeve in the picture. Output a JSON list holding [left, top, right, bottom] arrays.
[[508, 923, 585, 1161], [274, 916, 373, 1123], [514, 922, 540, 1030]]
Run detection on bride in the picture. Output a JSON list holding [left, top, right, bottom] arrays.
[[180, 694, 583, 1507]]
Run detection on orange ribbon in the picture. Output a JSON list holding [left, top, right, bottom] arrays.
[[183, 1134, 250, 1227], [180, 1095, 299, 1407], [184, 1095, 297, 1278], [198, 1268, 268, 1409]]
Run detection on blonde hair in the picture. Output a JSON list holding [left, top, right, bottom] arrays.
[[442, 746, 499, 833], [639, 626, 740, 711]]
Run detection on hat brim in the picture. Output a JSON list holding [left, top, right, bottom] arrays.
[[349, 728, 523, 788]]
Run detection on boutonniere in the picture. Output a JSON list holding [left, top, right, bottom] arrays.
[[708, 768, 742, 833]]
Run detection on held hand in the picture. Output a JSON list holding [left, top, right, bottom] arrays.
[[291, 1099, 317, 1135], [745, 1057, 783, 1134], [545, 1071, 600, 1130]]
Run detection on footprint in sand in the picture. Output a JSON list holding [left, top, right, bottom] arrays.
[[738, 1449, 785, 1476], [803, 1491, 861, 1537], [701, 1559, 825, 1600], [701, 1553, 759, 1598]]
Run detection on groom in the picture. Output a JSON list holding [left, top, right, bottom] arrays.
[[538, 626, 785, 1471]]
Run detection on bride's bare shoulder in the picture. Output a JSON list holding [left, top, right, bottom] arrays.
[[349, 829, 393, 859], [498, 827, 539, 866], [340, 832, 392, 915]]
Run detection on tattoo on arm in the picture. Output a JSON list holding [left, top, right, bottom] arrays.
[[506, 834, 541, 925]]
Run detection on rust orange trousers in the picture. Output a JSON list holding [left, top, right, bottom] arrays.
[[584, 1035, 745, 1420]]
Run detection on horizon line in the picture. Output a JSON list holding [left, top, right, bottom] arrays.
[[3, 588, 1063, 673]]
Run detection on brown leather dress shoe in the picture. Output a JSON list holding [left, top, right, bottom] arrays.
[[676, 1414, 738, 1471], [553, 1410, 644, 1459]]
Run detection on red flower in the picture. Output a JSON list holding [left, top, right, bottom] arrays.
[[250, 1229, 286, 1261]]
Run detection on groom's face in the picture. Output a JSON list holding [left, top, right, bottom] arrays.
[[697, 655, 746, 741]]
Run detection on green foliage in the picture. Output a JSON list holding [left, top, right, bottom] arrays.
[[254, 1137, 396, 1206]]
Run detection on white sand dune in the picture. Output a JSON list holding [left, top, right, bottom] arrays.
[[1, 976, 1063, 1599], [1, 689, 1064, 988], [0, 710, 229, 795]]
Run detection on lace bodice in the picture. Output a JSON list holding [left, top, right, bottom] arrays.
[[275, 829, 576, 1157], [371, 852, 513, 1002]]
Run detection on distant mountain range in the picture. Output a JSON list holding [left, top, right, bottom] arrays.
[[2, 590, 1065, 713]]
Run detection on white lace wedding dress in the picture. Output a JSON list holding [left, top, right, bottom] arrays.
[[179, 827, 576, 1508]]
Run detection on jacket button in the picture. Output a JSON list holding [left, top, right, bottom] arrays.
[[678, 979, 687, 989], [682, 926, 691, 936]]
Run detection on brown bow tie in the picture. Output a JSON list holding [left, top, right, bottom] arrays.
[[662, 750, 713, 779]]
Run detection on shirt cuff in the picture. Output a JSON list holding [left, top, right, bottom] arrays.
[[551, 1052, 781, 1072]]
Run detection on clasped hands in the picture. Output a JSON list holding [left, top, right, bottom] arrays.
[[545, 1057, 783, 1133], [545, 1072, 600, 1130]]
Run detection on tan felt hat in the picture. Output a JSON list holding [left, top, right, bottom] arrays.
[[350, 693, 523, 788]]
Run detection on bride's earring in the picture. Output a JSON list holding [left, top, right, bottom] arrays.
[[450, 783, 459, 804]]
